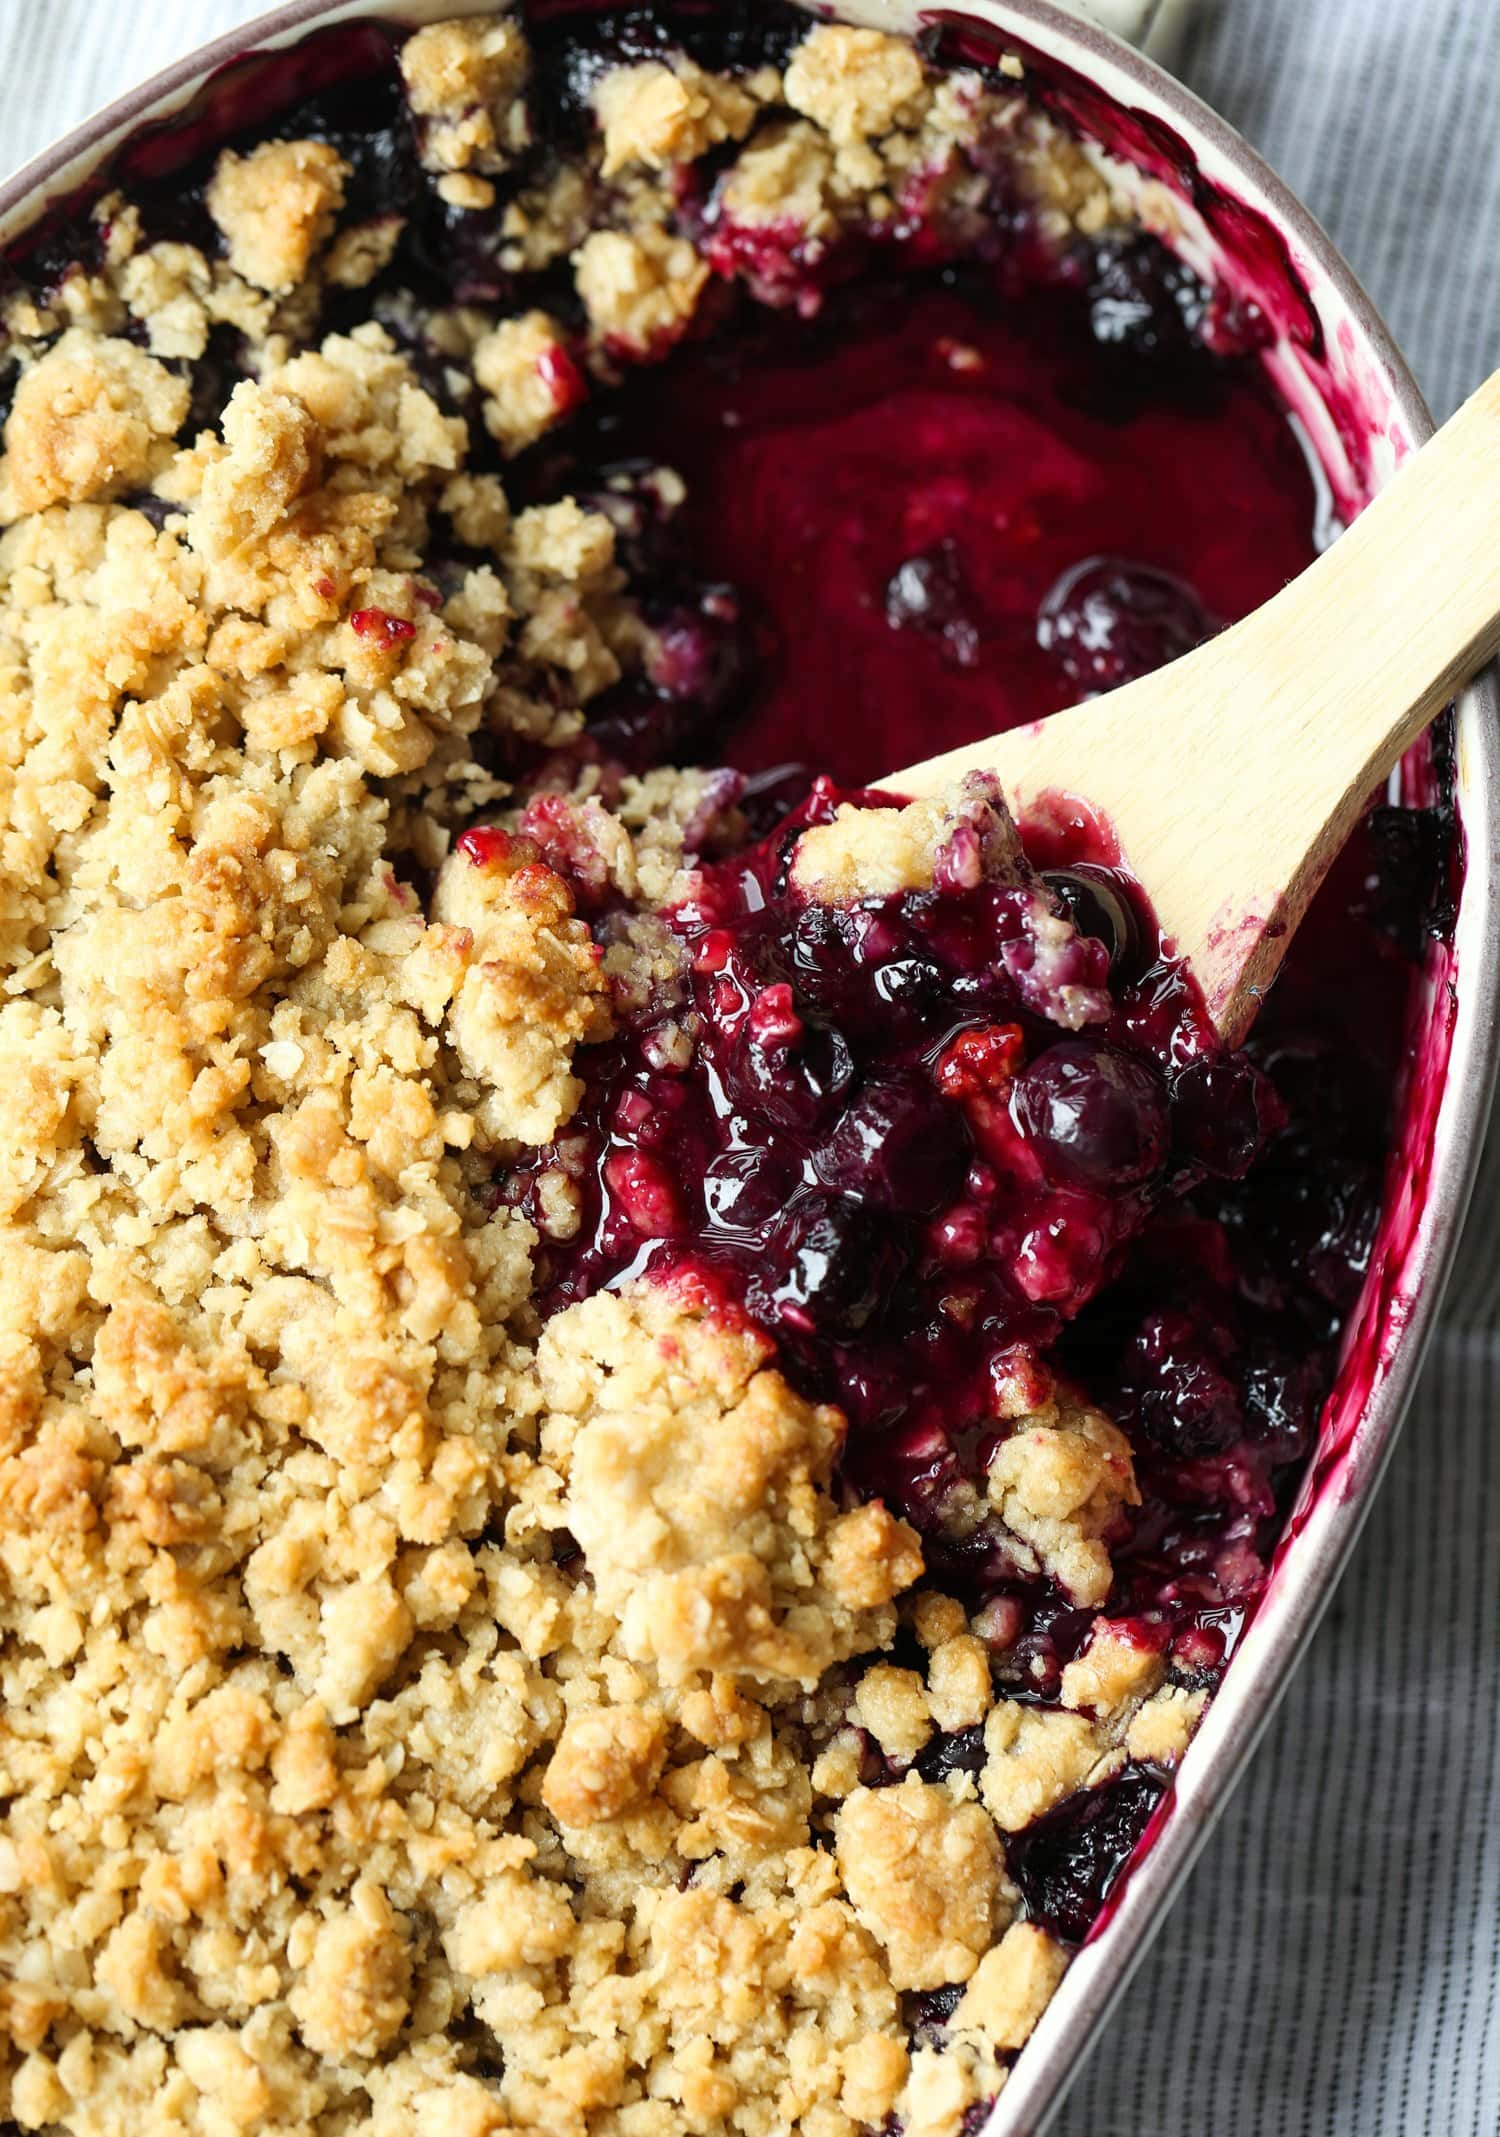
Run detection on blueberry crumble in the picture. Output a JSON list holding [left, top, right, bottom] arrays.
[[0, 11, 1440, 2137]]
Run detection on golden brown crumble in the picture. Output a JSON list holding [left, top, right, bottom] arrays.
[[837, 1780, 1009, 1991], [782, 25, 929, 148], [1060, 1619, 1168, 1716], [206, 140, 351, 294], [573, 225, 712, 357], [1, 331, 188, 513], [927, 1634, 997, 1733], [986, 1390, 1141, 1607], [400, 17, 533, 177], [854, 1666, 936, 1766], [981, 1706, 1117, 1834], [593, 58, 762, 178], [537, 1285, 922, 1687], [719, 117, 845, 239], [541, 1700, 670, 1827], [0, 14, 1201, 2135], [954, 1924, 1072, 2051], [1125, 1685, 1210, 1764], [471, 309, 580, 456], [792, 785, 1029, 902]]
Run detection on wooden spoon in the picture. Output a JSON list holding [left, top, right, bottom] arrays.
[[893, 369, 1500, 1045]]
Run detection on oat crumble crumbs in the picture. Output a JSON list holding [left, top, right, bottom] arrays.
[[0, 13, 1209, 2134]]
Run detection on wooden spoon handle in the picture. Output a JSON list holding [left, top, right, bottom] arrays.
[[897, 368, 1500, 1043]]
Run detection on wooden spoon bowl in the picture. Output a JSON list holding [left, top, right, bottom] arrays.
[[894, 370, 1500, 1042]]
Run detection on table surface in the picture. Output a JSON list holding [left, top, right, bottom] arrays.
[[0, 3, 1496, 2131]]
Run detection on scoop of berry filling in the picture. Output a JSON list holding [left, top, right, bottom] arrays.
[[503, 767, 1277, 1557]]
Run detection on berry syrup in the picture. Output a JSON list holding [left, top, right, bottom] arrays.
[[549, 263, 1320, 784]]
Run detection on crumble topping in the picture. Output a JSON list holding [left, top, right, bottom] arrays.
[[1, 332, 188, 513], [782, 25, 929, 147], [541, 1700, 669, 1827], [791, 784, 1026, 903], [431, 829, 611, 1142], [1059, 1619, 1168, 1716], [471, 309, 583, 456], [836, 1780, 1009, 1990], [981, 1706, 1117, 1833], [954, 1923, 1072, 2051], [573, 225, 711, 357], [927, 1633, 996, 1733], [400, 17, 533, 179], [718, 116, 843, 231], [538, 1286, 921, 1687], [0, 13, 1218, 2133], [1125, 1685, 1210, 1765], [986, 1393, 1141, 1607], [206, 140, 351, 294], [592, 58, 763, 178]]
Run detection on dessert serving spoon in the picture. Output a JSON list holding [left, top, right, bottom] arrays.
[[895, 368, 1500, 1045]]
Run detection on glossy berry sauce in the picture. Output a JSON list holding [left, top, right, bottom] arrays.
[[543, 263, 1323, 783]]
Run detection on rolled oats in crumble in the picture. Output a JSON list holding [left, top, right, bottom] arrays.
[[0, 6, 1385, 2135]]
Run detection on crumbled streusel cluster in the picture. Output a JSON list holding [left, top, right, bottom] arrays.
[[0, 14, 1202, 2136]]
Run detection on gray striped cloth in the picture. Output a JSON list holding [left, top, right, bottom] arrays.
[[1, 2, 1496, 2130], [1064, 7, 1500, 2131]]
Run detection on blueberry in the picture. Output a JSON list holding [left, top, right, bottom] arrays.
[[1012, 1041, 1168, 1191], [914, 1725, 988, 1784], [1004, 1770, 1164, 1941], [1004, 1602, 1095, 1699], [903, 1982, 964, 2045], [1042, 866, 1139, 971], [1242, 1354, 1321, 1462], [702, 1145, 795, 1232], [1084, 233, 1213, 359], [872, 955, 947, 1027], [1037, 556, 1216, 697], [1256, 1146, 1379, 1311], [644, 590, 754, 716], [1170, 1053, 1282, 1179], [780, 901, 880, 1015], [884, 539, 982, 669], [1364, 800, 1456, 955], [855, 1728, 905, 1788], [814, 1073, 970, 1215], [725, 1011, 855, 1131], [749, 1194, 907, 1339], [783, 903, 949, 1042], [786, 901, 865, 1014], [1124, 1307, 1242, 1457]]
